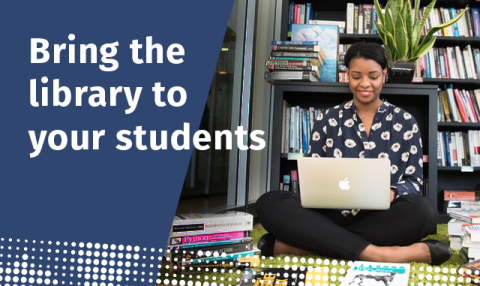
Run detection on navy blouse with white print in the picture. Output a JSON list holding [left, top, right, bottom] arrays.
[[308, 100, 424, 215]]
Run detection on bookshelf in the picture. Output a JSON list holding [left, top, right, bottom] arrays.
[[270, 82, 438, 203], [270, 0, 480, 222]]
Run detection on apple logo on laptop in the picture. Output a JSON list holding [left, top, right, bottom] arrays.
[[339, 178, 350, 190]]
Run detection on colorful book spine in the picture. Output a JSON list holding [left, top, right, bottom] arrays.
[[170, 231, 248, 246], [472, 7, 480, 37], [271, 41, 319, 46], [305, 3, 312, 23], [288, 1, 294, 33], [451, 8, 460, 37]]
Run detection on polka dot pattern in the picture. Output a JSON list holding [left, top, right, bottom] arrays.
[[0, 237, 163, 285]]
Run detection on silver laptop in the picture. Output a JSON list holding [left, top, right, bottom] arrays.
[[297, 157, 391, 210]]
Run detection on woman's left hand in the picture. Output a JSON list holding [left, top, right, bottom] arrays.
[[390, 189, 397, 203]]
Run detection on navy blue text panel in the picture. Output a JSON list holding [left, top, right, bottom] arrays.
[[0, 0, 234, 285]]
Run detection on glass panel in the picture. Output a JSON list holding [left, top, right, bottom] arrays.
[[176, 2, 243, 214]]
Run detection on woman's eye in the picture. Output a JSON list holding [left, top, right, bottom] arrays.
[[352, 77, 360, 80], [371, 77, 379, 80]]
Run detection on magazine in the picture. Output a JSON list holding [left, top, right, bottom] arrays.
[[340, 261, 410, 286]]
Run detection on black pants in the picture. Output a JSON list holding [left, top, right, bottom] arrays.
[[255, 190, 438, 260]]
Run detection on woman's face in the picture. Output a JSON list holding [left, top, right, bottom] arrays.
[[346, 57, 386, 107]]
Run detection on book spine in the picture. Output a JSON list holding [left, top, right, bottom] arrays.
[[293, 4, 299, 25], [455, 46, 467, 79], [305, 3, 312, 23], [372, 7, 377, 34], [446, 85, 461, 122], [288, 1, 294, 33], [354, 5, 359, 34], [451, 8, 460, 37], [290, 107, 295, 153], [465, 7, 474, 37], [441, 90, 452, 122], [346, 3, 354, 34], [271, 51, 320, 58], [271, 45, 319, 52], [284, 106, 290, 153], [271, 41, 319, 46], [443, 48, 450, 79], [264, 71, 317, 81], [450, 212, 474, 224], [266, 59, 312, 66], [267, 64, 318, 72], [179, 241, 254, 260], [170, 238, 253, 251], [170, 231, 248, 246], [454, 88, 470, 122], [472, 8, 480, 37], [439, 48, 446, 78], [364, 4, 372, 34], [184, 250, 259, 266], [358, 4, 364, 34]]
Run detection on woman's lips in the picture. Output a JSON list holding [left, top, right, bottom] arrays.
[[358, 90, 373, 97]]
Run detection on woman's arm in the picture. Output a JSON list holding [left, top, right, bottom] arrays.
[[392, 117, 424, 196], [308, 110, 328, 157]]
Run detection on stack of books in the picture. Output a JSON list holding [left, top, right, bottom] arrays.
[[264, 40, 325, 83], [447, 192, 480, 262], [166, 212, 258, 270]]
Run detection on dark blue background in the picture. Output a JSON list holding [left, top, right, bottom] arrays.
[[0, 1, 234, 285]]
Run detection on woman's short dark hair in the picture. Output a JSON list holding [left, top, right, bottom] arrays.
[[344, 42, 387, 70]]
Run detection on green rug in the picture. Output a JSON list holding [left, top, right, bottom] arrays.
[[157, 224, 475, 285]]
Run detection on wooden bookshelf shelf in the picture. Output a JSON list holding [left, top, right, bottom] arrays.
[[438, 166, 480, 171], [438, 122, 480, 128], [417, 78, 480, 88]]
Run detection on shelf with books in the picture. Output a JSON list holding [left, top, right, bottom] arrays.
[[270, 81, 439, 203], [274, 0, 480, 220]]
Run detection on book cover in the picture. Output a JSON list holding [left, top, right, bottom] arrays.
[[340, 261, 410, 286], [450, 211, 480, 224], [291, 24, 339, 82], [237, 267, 328, 286]]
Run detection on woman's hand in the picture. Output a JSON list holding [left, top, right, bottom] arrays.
[[390, 188, 397, 203]]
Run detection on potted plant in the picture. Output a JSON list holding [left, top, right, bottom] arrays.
[[373, 0, 467, 83]]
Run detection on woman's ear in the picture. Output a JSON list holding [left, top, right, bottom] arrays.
[[383, 68, 387, 83], [346, 68, 349, 78]]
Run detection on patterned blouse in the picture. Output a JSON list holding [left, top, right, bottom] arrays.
[[308, 100, 424, 210]]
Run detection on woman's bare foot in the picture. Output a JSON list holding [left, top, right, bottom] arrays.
[[274, 239, 315, 256], [359, 242, 431, 263]]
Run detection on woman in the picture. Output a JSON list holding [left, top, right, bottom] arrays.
[[255, 42, 451, 265]]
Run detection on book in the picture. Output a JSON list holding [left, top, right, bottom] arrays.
[[444, 190, 478, 201], [170, 212, 253, 237], [169, 231, 250, 246], [466, 225, 480, 243], [444, 201, 480, 213], [271, 44, 323, 52], [264, 71, 319, 82], [237, 267, 328, 286], [346, 3, 354, 34], [265, 59, 317, 67], [291, 24, 339, 82], [183, 249, 260, 266], [309, 20, 346, 34], [340, 261, 410, 286], [450, 211, 480, 224], [179, 240, 254, 260]]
